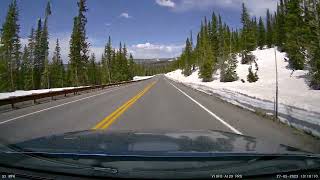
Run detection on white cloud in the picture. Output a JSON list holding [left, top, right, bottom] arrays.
[[20, 35, 71, 63], [156, 0, 175, 8], [119, 12, 132, 19], [129, 42, 183, 59], [90, 46, 104, 59], [20, 38, 28, 48], [156, 0, 278, 17], [49, 35, 71, 63]]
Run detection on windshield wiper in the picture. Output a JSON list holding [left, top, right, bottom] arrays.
[[0, 150, 119, 176]]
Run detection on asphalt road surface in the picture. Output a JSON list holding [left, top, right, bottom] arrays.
[[0, 75, 319, 153]]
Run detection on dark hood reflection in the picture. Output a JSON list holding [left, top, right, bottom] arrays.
[[8, 130, 307, 156]]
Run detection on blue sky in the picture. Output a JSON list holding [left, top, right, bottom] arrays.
[[0, 0, 278, 61]]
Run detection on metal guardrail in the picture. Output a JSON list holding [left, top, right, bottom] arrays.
[[0, 79, 147, 108]]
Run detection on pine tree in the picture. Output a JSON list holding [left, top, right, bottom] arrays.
[[41, 55, 50, 89], [0, 40, 5, 91], [241, 3, 256, 51], [189, 31, 196, 70], [302, 0, 313, 47], [117, 42, 125, 81], [121, 43, 129, 81], [64, 62, 72, 86], [78, 0, 90, 84], [40, 1, 51, 88], [247, 65, 257, 83], [210, 12, 219, 61], [220, 30, 238, 82], [247, 60, 259, 83], [308, 0, 320, 89], [110, 49, 117, 81], [50, 39, 64, 88], [34, 18, 43, 89], [104, 36, 112, 82], [69, 0, 89, 86], [96, 61, 102, 85], [285, 0, 305, 70], [182, 38, 192, 76], [199, 17, 214, 82], [220, 53, 238, 82], [223, 24, 231, 57], [266, 9, 273, 48], [233, 29, 241, 52], [100, 54, 108, 84], [69, 16, 81, 86], [275, 0, 286, 49], [258, 17, 266, 49], [272, 12, 278, 47], [252, 17, 259, 47], [199, 59, 213, 82], [27, 27, 35, 89], [240, 3, 256, 64], [88, 53, 97, 85], [128, 53, 135, 80], [0, 0, 21, 92], [20, 46, 29, 89], [214, 15, 225, 74], [217, 15, 224, 58], [112, 45, 121, 82]]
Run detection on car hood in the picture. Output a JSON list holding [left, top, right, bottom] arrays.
[[5, 130, 309, 156]]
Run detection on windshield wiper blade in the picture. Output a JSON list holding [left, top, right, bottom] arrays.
[[246, 154, 320, 163], [0, 151, 119, 176]]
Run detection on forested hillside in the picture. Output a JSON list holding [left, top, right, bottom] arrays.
[[173, 0, 320, 90], [0, 0, 150, 92]]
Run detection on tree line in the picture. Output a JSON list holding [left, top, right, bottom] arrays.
[[0, 0, 145, 92], [175, 0, 320, 89]]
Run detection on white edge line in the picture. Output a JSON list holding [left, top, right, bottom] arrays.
[[0, 83, 137, 125], [166, 79, 243, 135]]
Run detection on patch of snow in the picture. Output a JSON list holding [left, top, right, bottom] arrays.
[[132, 76, 154, 81], [166, 47, 320, 137], [0, 86, 88, 100], [0, 75, 154, 100]]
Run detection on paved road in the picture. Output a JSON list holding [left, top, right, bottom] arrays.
[[0, 75, 319, 153]]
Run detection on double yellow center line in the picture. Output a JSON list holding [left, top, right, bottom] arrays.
[[92, 81, 157, 130]]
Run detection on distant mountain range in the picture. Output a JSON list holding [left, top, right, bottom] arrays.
[[134, 58, 177, 64], [61, 58, 178, 69]]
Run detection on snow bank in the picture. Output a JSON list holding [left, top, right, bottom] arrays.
[[0, 86, 88, 100], [166, 48, 320, 137], [133, 75, 154, 81]]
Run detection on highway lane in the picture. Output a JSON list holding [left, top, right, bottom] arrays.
[[0, 75, 319, 153], [0, 79, 154, 143]]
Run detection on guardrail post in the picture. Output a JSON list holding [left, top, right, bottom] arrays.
[[33, 98, 37, 104], [11, 100, 15, 109]]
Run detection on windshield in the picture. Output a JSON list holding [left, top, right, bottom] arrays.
[[0, 0, 320, 179]]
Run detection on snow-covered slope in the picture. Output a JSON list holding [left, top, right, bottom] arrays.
[[133, 75, 154, 81], [166, 48, 320, 137]]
